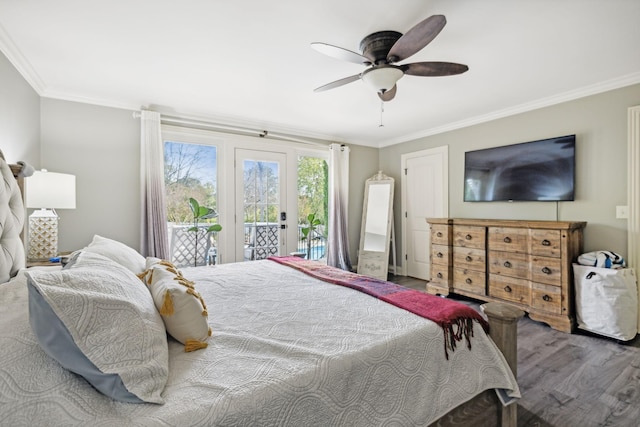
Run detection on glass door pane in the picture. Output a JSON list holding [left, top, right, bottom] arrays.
[[235, 149, 286, 262], [296, 155, 328, 261], [164, 141, 220, 267]]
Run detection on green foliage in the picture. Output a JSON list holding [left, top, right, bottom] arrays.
[[301, 212, 322, 259], [164, 142, 218, 223], [187, 198, 222, 266], [188, 198, 222, 233], [297, 157, 328, 226]]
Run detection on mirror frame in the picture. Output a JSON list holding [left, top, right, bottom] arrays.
[[357, 171, 394, 280]]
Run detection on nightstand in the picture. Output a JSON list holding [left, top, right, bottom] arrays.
[[26, 259, 62, 268], [26, 252, 72, 268]]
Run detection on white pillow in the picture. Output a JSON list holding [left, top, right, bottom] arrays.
[[81, 234, 146, 274], [146, 260, 211, 352], [27, 251, 169, 403]]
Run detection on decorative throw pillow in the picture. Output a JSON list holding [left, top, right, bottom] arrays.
[[26, 251, 169, 404], [80, 234, 146, 274], [145, 260, 211, 352]]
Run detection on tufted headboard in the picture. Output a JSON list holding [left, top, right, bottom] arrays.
[[0, 150, 27, 282]]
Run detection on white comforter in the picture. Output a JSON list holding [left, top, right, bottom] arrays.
[[0, 260, 519, 426]]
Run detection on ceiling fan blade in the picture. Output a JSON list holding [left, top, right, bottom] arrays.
[[311, 42, 372, 65], [401, 61, 468, 76], [387, 15, 446, 63], [313, 74, 361, 92], [378, 85, 397, 102]]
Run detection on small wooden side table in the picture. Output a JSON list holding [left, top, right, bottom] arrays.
[[26, 259, 62, 268]]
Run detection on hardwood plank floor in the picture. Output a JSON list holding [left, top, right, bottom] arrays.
[[389, 275, 640, 427]]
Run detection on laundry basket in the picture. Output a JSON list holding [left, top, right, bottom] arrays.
[[572, 264, 638, 341]]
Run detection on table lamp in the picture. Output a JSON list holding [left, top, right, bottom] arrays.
[[26, 169, 76, 260]]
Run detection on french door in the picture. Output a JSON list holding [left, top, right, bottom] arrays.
[[235, 149, 288, 262]]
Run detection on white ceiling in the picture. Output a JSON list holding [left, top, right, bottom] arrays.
[[1, 0, 639, 148]]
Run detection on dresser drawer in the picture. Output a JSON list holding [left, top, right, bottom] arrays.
[[431, 244, 451, 264], [489, 251, 530, 280], [430, 263, 452, 284], [531, 256, 562, 285], [531, 282, 562, 314], [488, 274, 530, 305], [453, 247, 486, 271], [530, 229, 562, 257], [431, 224, 451, 246], [488, 227, 529, 253], [453, 226, 485, 249], [453, 268, 485, 295]]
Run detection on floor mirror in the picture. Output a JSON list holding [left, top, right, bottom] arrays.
[[357, 171, 395, 280]]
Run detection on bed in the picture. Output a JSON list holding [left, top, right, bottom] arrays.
[[0, 151, 522, 426]]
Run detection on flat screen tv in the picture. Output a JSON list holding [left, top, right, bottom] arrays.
[[464, 135, 575, 202]]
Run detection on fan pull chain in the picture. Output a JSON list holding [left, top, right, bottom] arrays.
[[379, 100, 385, 127]]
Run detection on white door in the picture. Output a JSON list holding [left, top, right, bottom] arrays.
[[401, 146, 448, 279], [235, 149, 288, 262]]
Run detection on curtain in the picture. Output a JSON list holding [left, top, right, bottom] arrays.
[[326, 143, 352, 271], [140, 110, 170, 258]]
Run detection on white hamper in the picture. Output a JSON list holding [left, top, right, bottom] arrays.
[[573, 264, 638, 341]]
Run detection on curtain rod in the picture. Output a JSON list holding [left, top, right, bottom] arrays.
[[132, 111, 329, 147]]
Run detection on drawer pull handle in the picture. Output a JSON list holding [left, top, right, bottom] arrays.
[[542, 266, 552, 275], [465, 278, 472, 284], [504, 261, 512, 268], [466, 256, 473, 262], [542, 295, 551, 302], [541, 239, 551, 246], [437, 272, 443, 279], [465, 234, 472, 240], [504, 285, 512, 293], [436, 252, 443, 258], [503, 236, 512, 243], [436, 231, 443, 237]]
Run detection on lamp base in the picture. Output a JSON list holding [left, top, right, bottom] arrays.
[[28, 210, 58, 260]]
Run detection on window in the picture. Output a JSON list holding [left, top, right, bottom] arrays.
[[161, 127, 329, 265], [242, 158, 281, 260], [297, 156, 328, 261], [164, 141, 220, 267]]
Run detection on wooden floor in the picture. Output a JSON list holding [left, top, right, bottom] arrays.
[[390, 275, 640, 427]]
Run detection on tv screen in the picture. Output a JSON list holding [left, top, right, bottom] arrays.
[[464, 135, 575, 202]]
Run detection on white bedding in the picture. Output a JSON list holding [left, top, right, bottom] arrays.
[[0, 260, 519, 426]]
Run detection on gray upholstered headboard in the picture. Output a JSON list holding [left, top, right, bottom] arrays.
[[0, 150, 27, 282]]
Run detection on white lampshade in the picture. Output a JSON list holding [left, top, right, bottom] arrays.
[[26, 169, 76, 260], [26, 170, 76, 209], [361, 66, 404, 92]]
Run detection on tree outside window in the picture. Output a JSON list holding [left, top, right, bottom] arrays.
[[297, 156, 328, 260]]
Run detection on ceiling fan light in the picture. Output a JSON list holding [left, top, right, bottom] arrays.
[[361, 67, 404, 92]]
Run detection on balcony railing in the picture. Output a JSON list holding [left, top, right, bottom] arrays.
[[294, 224, 326, 261], [168, 222, 326, 267], [168, 223, 218, 268]]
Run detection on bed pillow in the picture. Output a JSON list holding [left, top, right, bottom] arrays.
[[26, 251, 169, 404], [80, 234, 146, 274], [145, 260, 211, 352]]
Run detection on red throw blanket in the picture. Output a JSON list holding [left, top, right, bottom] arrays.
[[268, 256, 490, 359]]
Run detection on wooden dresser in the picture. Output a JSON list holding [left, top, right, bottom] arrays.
[[427, 218, 586, 332]]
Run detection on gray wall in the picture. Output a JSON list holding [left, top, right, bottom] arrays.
[[0, 51, 40, 165], [38, 97, 379, 260], [40, 99, 141, 253], [380, 84, 640, 267], [6, 48, 636, 265], [346, 144, 380, 263]]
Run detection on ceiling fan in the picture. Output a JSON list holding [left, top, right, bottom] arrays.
[[311, 15, 468, 102]]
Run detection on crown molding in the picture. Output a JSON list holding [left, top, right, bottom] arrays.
[[0, 23, 46, 94], [380, 72, 640, 148]]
